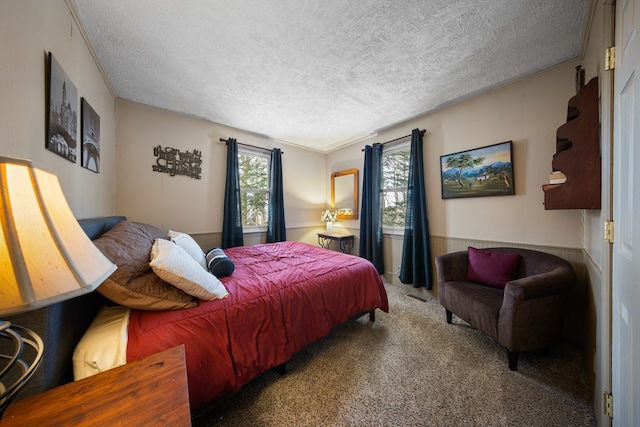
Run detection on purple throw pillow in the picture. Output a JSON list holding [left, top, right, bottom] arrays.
[[466, 247, 521, 288]]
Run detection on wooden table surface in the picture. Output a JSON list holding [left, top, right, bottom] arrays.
[[1, 345, 191, 426]]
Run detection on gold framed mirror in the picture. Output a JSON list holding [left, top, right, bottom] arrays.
[[331, 168, 358, 220]]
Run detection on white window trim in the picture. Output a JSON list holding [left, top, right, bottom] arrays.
[[383, 140, 410, 155], [381, 141, 410, 233], [238, 147, 271, 232], [383, 225, 405, 235]]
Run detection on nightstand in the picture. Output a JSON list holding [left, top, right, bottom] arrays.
[[317, 232, 355, 254], [0, 345, 191, 426]]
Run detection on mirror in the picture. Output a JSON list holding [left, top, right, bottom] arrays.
[[331, 168, 358, 220]]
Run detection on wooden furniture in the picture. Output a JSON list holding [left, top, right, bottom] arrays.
[[3, 216, 125, 400], [542, 76, 601, 209], [317, 232, 355, 254], [331, 168, 359, 219], [1, 346, 191, 426], [52, 217, 387, 411]]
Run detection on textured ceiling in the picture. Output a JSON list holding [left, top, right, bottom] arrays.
[[69, 0, 590, 153]]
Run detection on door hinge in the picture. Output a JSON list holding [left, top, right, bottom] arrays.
[[605, 46, 616, 70], [604, 220, 614, 244], [604, 392, 614, 418]]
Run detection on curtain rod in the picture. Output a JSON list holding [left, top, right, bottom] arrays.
[[361, 129, 426, 151], [219, 138, 284, 155]]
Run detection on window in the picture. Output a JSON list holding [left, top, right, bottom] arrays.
[[381, 144, 410, 228], [238, 149, 270, 227]]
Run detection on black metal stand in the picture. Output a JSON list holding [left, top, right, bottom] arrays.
[[0, 321, 44, 417], [317, 233, 355, 254]]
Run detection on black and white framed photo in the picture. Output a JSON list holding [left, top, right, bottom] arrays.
[[46, 52, 78, 163], [81, 98, 100, 173]]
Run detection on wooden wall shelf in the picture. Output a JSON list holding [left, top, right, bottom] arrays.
[[543, 76, 601, 210]]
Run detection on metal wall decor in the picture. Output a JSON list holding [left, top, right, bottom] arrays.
[[152, 145, 202, 179]]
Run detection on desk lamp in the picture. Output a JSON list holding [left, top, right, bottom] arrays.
[[0, 156, 116, 414], [320, 209, 338, 233]]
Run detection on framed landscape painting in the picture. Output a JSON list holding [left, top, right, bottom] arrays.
[[440, 141, 514, 199]]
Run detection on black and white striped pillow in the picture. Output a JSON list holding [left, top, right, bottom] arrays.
[[205, 248, 235, 278]]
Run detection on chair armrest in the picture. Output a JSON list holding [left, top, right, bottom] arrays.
[[435, 251, 469, 284], [503, 266, 576, 303], [499, 265, 576, 351]]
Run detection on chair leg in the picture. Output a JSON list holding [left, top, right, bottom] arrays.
[[507, 351, 519, 371], [445, 309, 452, 324]]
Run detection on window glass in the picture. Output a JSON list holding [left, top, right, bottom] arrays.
[[382, 144, 410, 228], [238, 150, 270, 227]]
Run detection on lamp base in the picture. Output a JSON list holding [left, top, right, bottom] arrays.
[[0, 321, 44, 416], [325, 222, 333, 233]]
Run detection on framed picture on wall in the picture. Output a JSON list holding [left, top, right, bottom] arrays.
[[45, 52, 78, 163], [81, 98, 100, 173], [440, 140, 514, 199]]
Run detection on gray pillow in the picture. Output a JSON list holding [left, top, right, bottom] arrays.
[[92, 220, 197, 310]]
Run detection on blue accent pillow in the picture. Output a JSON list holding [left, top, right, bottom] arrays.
[[205, 248, 235, 278]]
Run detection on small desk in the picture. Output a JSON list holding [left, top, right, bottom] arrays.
[[1, 345, 191, 426], [317, 233, 355, 254]]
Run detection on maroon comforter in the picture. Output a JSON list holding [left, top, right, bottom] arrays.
[[126, 241, 388, 410]]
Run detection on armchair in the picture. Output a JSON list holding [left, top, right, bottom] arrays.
[[435, 247, 576, 371]]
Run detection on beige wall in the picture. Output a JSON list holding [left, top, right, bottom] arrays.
[[329, 60, 583, 248], [328, 58, 594, 355], [0, 0, 115, 219], [327, 6, 610, 419], [115, 100, 327, 234], [3, 1, 609, 422]]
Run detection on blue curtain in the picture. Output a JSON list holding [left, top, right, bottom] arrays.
[[359, 143, 384, 273], [221, 138, 244, 248], [267, 148, 286, 243], [399, 129, 432, 288]]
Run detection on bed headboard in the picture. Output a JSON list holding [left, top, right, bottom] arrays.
[[4, 216, 126, 400]]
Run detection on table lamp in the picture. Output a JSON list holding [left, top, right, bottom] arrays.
[[0, 156, 116, 415], [320, 209, 338, 233]]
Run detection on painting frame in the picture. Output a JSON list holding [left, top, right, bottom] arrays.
[[45, 52, 78, 163], [440, 140, 514, 200], [81, 97, 101, 173]]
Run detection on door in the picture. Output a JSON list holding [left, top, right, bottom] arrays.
[[612, 0, 640, 425]]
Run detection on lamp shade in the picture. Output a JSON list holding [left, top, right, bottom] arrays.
[[320, 209, 337, 223], [0, 156, 116, 317]]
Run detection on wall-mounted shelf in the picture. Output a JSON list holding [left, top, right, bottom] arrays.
[[542, 76, 601, 210]]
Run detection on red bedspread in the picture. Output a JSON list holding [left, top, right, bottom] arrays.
[[126, 241, 388, 410]]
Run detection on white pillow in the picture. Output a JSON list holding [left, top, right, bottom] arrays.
[[150, 238, 228, 301], [72, 304, 130, 380], [168, 230, 207, 270]]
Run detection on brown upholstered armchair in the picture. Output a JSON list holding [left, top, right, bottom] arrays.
[[435, 247, 576, 371]]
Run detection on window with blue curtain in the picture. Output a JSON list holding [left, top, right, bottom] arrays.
[[222, 140, 285, 247], [359, 143, 384, 273], [360, 129, 432, 287], [267, 148, 286, 242], [399, 129, 432, 289], [222, 138, 244, 248]]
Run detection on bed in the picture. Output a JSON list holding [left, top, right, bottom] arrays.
[[72, 216, 389, 410]]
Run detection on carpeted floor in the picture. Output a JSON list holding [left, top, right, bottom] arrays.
[[192, 282, 596, 426]]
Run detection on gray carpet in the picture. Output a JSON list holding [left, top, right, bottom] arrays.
[[193, 283, 596, 426]]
